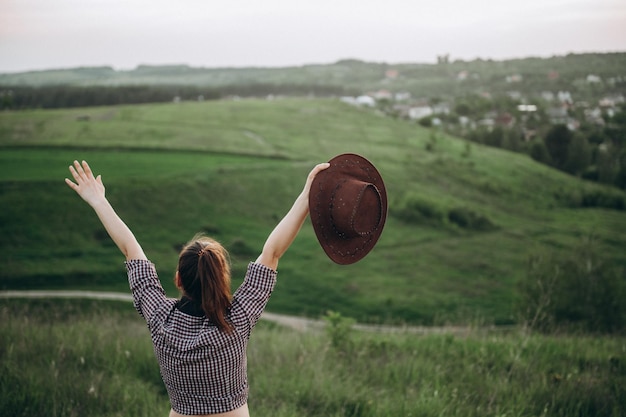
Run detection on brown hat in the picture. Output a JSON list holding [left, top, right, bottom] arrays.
[[309, 153, 387, 265]]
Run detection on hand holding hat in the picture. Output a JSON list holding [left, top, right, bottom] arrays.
[[309, 153, 387, 265]]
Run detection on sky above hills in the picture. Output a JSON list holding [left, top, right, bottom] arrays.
[[1, 0, 625, 73]]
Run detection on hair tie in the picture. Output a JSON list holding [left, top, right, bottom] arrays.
[[198, 248, 206, 257]]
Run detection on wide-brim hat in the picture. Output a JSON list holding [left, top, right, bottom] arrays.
[[309, 153, 387, 265]]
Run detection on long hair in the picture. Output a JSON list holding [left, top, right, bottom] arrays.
[[177, 234, 233, 333]]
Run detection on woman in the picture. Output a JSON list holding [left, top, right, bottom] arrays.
[[65, 159, 329, 417]]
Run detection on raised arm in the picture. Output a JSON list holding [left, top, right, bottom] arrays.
[[65, 160, 147, 261], [255, 163, 329, 271]]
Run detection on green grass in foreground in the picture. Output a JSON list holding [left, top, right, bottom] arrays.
[[1, 299, 624, 417]]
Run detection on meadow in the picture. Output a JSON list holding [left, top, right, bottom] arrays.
[[1, 98, 625, 326], [1, 298, 624, 417], [1, 98, 626, 416]]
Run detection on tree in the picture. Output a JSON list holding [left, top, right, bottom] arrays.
[[563, 132, 591, 175], [529, 140, 552, 165], [596, 146, 619, 185], [544, 124, 572, 170], [501, 128, 524, 152], [484, 126, 504, 147], [616, 150, 626, 189]]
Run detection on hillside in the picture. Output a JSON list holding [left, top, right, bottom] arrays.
[[1, 98, 625, 325]]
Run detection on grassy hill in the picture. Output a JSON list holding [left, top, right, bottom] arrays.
[[1, 98, 625, 325]]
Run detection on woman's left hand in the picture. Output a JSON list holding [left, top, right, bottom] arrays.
[[65, 160, 107, 208]]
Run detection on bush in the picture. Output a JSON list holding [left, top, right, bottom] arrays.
[[228, 238, 257, 257], [580, 189, 626, 210], [418, 116, 433, 127], [392, 196, 497, 232], [517, 237, 626, 334], [554, 186, 626, 210], [391, 194, 445, 225], [323, 310, 355, 351], [447, 207, 497, 231]]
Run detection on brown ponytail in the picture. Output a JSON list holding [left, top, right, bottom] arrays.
[[177, 235, 234, 333]]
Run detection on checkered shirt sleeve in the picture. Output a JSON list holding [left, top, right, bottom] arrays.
[[125, 259, 169, 323], [230, 262, 278, 334]]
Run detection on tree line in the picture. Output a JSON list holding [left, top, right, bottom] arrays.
[[0, 84, 354, 110], [0, 85, 218, 109]]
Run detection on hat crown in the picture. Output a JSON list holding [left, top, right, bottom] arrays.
[[330, 179, 383, 239]]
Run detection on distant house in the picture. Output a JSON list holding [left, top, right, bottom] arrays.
[[385, 69, 399, 79], [548, 71, 559, 80], [507, 91, 522, 100], [459, 116, 471, 127], [370, 90, 393, 101], [340, 95, 376, 107], [567, 119, 580, 131], [408, 106, 433, 120], [541, 91, 555, 102], [506, 74, 523, 83], [495, 112, 515, 127], [517, 104, 538, 112], [611, 94, 625, 104], [585, 107, 605, 126], [432, 103, 451, 115], [394, 91, 411, 101], [457, 71, 469, 81], [599, 95, 624, 107], [547, 106, 569, 124], [478, 118, 495, 129], [392, 104, 411, 118], [356, 95, 376, 107], [586, 74, 602, 83], [557, 91, 573, 105]]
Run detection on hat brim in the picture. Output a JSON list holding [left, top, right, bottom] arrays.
[[309, 153, 387, 265]]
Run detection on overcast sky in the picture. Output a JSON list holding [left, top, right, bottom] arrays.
[[1, 0, 625, 73]]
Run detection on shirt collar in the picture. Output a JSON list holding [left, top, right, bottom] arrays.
[[176, 295, 205, 317]]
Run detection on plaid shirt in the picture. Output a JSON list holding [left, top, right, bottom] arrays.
[[126, 259, 277, 415]]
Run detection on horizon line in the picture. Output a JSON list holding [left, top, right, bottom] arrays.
[[2, 50, 626, 76]]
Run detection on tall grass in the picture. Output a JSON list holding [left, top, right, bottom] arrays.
[[1, 299, 624, 416]]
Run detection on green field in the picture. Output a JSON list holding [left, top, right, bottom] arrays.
[[1, 299, 624, 417], [1, 98, 625, 325]]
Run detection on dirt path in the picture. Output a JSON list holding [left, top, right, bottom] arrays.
[[0, 290, 503, 336]]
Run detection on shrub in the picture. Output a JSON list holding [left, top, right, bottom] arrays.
[[517, 237, 626, 334], [554, 186, 626, 210], [580, 189, 626, 210], [529, 140, 552, 164], [391, 194, 445, 225], [418, 116, 432, 127], [447, 207, 497, 231], [323, 310, 355, 351], [228, 238, 256, 257]]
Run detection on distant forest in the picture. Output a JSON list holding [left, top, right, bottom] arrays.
[[0, 84, 354, 110]]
